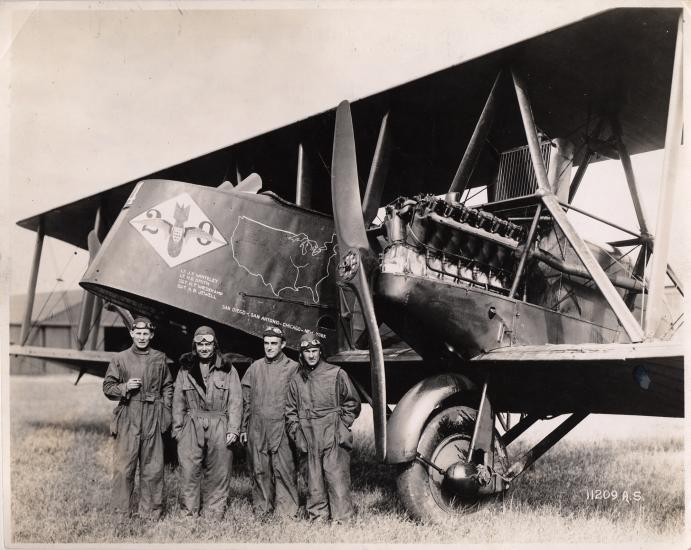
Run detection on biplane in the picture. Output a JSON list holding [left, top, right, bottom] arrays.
[[11, 7, 685, 521]]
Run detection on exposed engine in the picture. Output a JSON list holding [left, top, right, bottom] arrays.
[[381, 194, 526, 294]]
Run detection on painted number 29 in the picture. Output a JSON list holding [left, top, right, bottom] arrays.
[[197, 221, 214, 245], [142, 208, 162, 234]]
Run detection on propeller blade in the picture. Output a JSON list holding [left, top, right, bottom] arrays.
[[77, 228, 102, 349], [89, 296, 104, 350], [362, 112, 391, 226], [104, 302, 134, 330], [87, 229, 101, 262], [608, 237, 642, 248], [234, 172, 263, 194], [331, 100, 387, 460], [332, 101, 369, 252], [351, 264, 387, 461]]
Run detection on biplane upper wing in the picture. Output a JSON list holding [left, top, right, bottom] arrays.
[[16, 8, 680, 250]]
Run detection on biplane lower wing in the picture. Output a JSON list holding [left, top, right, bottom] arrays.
[[469, 342, 684, 418], [9, 345, 115, 378], [9, 345, 251, 378], [329, 342, 684, 418], [329, 348, 423, 363]]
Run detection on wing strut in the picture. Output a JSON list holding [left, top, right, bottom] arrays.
[[511, 67, 644, 343], [611, 116, 651, 237], [296, 143, 312, 208], [608, 114, 655, 310], [20, 217, 45, 346], [509, 203, 542, 298], [74, 368, 88, 385], [644, 14, 684, 338], [449, 71, 502, 195], [567, 118, 605, 203], [362, 112, 391, 226]]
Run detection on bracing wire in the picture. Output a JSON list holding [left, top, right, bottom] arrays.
[[23, 245, 80, 343]]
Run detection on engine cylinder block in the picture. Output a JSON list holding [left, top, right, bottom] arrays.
[[382, 195, 526, 295]]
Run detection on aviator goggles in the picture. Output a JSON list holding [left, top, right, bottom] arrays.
[[300, 339, 321, 349], [132, 321, 155, 330], [264, 326, 284, 336], [193, 334, 215, 344]]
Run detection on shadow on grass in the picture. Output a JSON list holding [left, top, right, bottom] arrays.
[[360, 493, 408, 516], [350, 447, 398, 491]]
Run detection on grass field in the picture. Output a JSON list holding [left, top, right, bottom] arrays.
[[7, 374, 686, 544]]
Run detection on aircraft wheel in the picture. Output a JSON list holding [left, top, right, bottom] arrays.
[[396, 405, 508, 522]]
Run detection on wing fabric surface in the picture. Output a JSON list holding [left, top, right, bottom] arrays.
[[16, 9, 680, 249], [470, 342, 684, 417], [9, 345, 115, 377], [329, 342, 683, 418]]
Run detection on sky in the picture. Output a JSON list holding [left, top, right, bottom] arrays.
[[2, 0, 687, 304]]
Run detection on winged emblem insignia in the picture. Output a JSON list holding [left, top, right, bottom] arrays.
[[129, 193, 227, 267]]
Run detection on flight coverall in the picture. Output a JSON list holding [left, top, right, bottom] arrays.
[[103, 345, 173, 519], [241, 353, 300, 516], [285, 360, 361, 522], [172, 352, 242, 518]]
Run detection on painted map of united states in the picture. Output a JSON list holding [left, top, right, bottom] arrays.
[[231, 216, 337, 304]]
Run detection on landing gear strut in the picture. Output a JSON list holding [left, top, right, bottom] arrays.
[[395, 401, 588, 522]]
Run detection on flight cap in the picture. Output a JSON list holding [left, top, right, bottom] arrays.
[[193, 325, 216, 343], [131, 316, 155, 331], [263, 325, 284, 339], [299, 331, 321, 350]]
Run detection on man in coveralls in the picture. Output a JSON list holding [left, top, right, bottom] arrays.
[[240, 325, 300, 517], [172, 326, 242, 519], [103, 316, 173, 519], [285, 332, 361, 522]]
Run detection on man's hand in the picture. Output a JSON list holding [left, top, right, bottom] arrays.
[[126, 378, 142, 391], [225, 432, 238, 447], [239, 432, 248, 445]]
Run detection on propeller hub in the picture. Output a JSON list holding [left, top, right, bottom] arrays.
[[337, 249, 360, 282]]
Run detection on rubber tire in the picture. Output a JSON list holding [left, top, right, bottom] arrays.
[[396, 405, 508, 523]]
